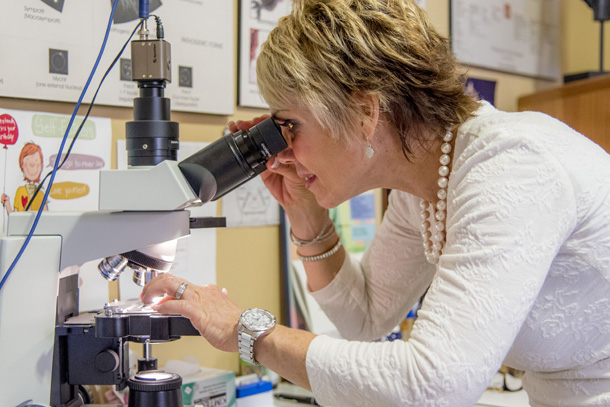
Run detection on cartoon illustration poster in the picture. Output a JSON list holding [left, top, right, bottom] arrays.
[[0, 107, 112, 234]]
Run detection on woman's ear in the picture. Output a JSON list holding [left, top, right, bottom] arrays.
[[357, 92, 380, 140]]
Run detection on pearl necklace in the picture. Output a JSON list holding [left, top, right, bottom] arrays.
[[420, 130, 454, 265]]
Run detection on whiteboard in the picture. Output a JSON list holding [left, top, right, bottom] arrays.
[[450, 0, 560, 80], [0, 0, 234, 114]]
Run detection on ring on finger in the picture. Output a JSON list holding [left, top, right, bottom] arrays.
[[175, 282, 188, 300]]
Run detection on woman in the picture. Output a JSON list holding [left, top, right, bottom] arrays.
[[142, 0, 610, 405]]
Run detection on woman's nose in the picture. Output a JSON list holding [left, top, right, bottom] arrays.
[[276, 148, 296, 164]]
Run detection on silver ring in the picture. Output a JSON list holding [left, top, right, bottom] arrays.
[[175, 282, 188, 300]]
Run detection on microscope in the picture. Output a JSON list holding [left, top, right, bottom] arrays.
[[0, 4, 286, 407]]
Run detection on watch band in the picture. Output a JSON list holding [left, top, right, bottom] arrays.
[[238, 327, 258, 365]]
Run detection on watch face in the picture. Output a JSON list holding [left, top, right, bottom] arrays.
[[242, 308, 275, 331]]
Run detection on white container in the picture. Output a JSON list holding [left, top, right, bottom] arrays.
[[180, 366, 236, 407]]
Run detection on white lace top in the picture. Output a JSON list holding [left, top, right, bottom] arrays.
[[305, 102, 610, 406]]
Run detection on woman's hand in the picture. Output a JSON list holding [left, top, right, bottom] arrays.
[[228, 116, 310, 207], [140, 273, 242, 353]]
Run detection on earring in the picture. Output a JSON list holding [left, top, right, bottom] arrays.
[[365, 140, 375, 159]]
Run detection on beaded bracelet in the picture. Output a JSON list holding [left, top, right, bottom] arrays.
[[298, 240, 342, 262], [289, 219, 335, 247]]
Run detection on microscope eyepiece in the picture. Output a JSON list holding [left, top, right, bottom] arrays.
[[178, 117, 287, 202]]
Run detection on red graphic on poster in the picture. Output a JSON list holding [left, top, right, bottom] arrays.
[[0, 114, 19, 149]]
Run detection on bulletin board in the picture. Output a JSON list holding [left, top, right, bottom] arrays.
[[0, 0, 234, 115], [450, 0, 560, 80]]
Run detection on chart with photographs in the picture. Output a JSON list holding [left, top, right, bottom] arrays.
[[238, 0, 293, 109], [0, 0, 234, 114]]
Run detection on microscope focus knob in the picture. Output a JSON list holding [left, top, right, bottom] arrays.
[[95, 349, 120, 373]]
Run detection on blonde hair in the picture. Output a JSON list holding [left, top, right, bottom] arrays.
[[257, 0, 479, 158]]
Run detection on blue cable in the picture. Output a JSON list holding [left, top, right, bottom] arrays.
[[0, 0, 120, 293], [139, 0, 150, 18]]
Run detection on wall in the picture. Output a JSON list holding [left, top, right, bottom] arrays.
[[561, 0, 610, 76], [425, 1, 563, 112], [0, 0, 600, 375], [426, 1, 607, 111]]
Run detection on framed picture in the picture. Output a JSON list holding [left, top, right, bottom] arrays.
[[238, 0, 292, 108], [450, 0, 560, 80]]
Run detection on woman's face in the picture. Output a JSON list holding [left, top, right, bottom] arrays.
[[271, 106, 370, 208], [22, 153, 42, 182]]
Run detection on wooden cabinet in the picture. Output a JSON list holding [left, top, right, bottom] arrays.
[[518, 75, 610, 153]]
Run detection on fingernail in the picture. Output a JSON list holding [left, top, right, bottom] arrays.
[[222, 288, 228, 295], [271, 157, 280, 169], [152, 305, 159, 311]]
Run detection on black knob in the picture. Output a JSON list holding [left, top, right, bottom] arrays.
[[94, 350, 119, 373]]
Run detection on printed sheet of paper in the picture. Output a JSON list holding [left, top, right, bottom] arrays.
[[0, 0, 234, 114], [451, 0, 559, 79]]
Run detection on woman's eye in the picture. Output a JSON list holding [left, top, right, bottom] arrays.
[[276, 119, 298, 140], [277, 119, 296, 129]]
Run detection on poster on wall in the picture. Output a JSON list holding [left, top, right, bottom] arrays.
[[238, 0, 293, 109], [222, 176, 280, 227], [450, 0, 560, 80], [0, 0, 234, 114], [0, 108, 111, 234], [331, 191, 377, 253], [465, 77, 497, 106]]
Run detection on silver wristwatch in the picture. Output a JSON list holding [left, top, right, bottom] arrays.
[[238, 308, 276, 365]]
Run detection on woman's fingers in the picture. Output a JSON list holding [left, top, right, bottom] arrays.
[[141, 273, 189, 304], [227, 114, 271, 134], [141, 274, 243, 350], [153, 296, 197, 318]]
